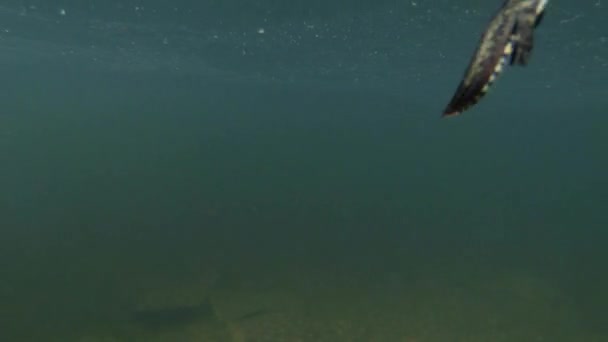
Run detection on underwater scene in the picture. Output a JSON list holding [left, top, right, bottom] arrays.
[[0, 0, 607, 341]]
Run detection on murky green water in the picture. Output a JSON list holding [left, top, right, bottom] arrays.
[[0, 1, 607, 341]]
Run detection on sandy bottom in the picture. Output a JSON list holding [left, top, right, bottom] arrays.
[[69, 262, 606, 342]]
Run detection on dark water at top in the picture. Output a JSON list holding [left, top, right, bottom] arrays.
[[0, 1, 607, 341]]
